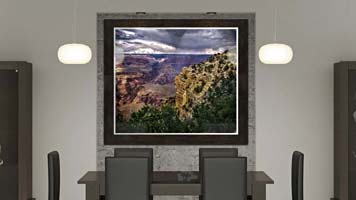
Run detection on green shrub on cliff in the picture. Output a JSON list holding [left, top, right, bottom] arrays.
[[129, 105, 188, 133], [191, 76, 236, 132], [127, 76, 236, 133]]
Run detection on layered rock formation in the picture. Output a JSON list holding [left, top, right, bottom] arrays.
[[115, 52, 233, 120], [116, 54, 180, 119], [175, 50, 236, 119]]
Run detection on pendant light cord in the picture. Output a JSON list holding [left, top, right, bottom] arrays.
[[273, 7, 277, 42], [72, 0, 78, 43]]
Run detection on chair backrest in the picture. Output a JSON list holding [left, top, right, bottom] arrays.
[[292, 151, 304, 200], [202, 157, 247, 200], [114, 148, 153, 167], [199, 148, 238, 172], [48, 151, 60, 200], [105, 157, 150, 200]]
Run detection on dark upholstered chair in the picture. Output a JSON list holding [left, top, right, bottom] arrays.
[[199, 148, 238, 172], [105, 157, 150, 200], [114, 148, 153, 173], [48, 151, 60, 200], [292, 151, 304, 200], [202, 157, 247, 200], [114, 148, 153, 179], [114, 148, 153, 200], [199, 148, 239, 200]]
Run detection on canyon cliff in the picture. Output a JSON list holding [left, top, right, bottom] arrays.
[[175, 50, 236, 120], [116, 54, 205, 119]]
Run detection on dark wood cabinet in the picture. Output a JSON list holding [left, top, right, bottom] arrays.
[[333, 62, 356, 200], [0, 62, 32, 200]]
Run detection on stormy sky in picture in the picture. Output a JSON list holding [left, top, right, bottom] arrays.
[[115, 28, 237, 55], [114, 28, 238, 134]]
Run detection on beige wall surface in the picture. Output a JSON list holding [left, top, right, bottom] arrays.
[[0, 0, 355, 200]]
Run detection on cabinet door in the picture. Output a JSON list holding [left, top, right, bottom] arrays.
[[349, 70, 356, 167], [349, 69, 356, 200], [0, 70, 19, 200]]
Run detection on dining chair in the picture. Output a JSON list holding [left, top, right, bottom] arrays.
[[199, 148, 238, 171], [114, 148, 153, 171], [114, 148, 154, 183], [199, 148, 239, 200], [292, 151, 304, 200], [48, 151, 60, 200], [202, 157, 247, 200], [106, 157, 150, 200]]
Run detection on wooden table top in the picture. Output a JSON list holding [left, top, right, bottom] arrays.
[[78, 171, 274, 185]]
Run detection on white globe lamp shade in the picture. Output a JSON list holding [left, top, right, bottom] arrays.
[[58, 43, 92, 64], [259, 43, 293, 64]]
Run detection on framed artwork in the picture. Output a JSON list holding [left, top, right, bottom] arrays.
[[102, 13, 253, 145]]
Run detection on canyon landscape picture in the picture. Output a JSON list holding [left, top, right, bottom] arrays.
[[114, 28, 238, 134]]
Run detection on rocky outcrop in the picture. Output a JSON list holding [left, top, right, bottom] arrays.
[[175, 50, 236, 119]]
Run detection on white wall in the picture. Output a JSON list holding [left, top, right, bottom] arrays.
[[1, 0, 355, 199]]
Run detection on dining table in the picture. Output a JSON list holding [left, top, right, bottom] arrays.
[[78, 171, 274, 200]]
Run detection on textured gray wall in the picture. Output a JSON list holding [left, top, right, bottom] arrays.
[[96, 14, 256, 179]]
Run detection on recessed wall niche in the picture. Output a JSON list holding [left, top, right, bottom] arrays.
[[96, 14, 256, 192]]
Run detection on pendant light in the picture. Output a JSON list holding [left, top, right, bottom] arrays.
[[259, 8, 293, 64], [57, 0, 92, 64]]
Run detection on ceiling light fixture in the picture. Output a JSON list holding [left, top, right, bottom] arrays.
[[259, 8, 293, 64], [57, 0, 92, 64]]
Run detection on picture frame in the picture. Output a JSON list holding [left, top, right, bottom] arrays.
[[99, 13, 254, 145]]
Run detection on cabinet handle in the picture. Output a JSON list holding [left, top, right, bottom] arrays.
[[0, 145, 3, 166], [352, 151, 356, 158]]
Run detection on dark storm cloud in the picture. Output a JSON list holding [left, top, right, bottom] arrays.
[[177, 29, 236, 49], [115, 28, 237, 54]]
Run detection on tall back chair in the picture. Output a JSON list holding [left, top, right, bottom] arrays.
[[199, 148, 238, 172], [292, 151, 304, 200], [199, 148, 239, 200], [114, 148, 153, 174], [106, 157, 150, 200], [202, 157, 247, 200], [48, 151, 60, 200]]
